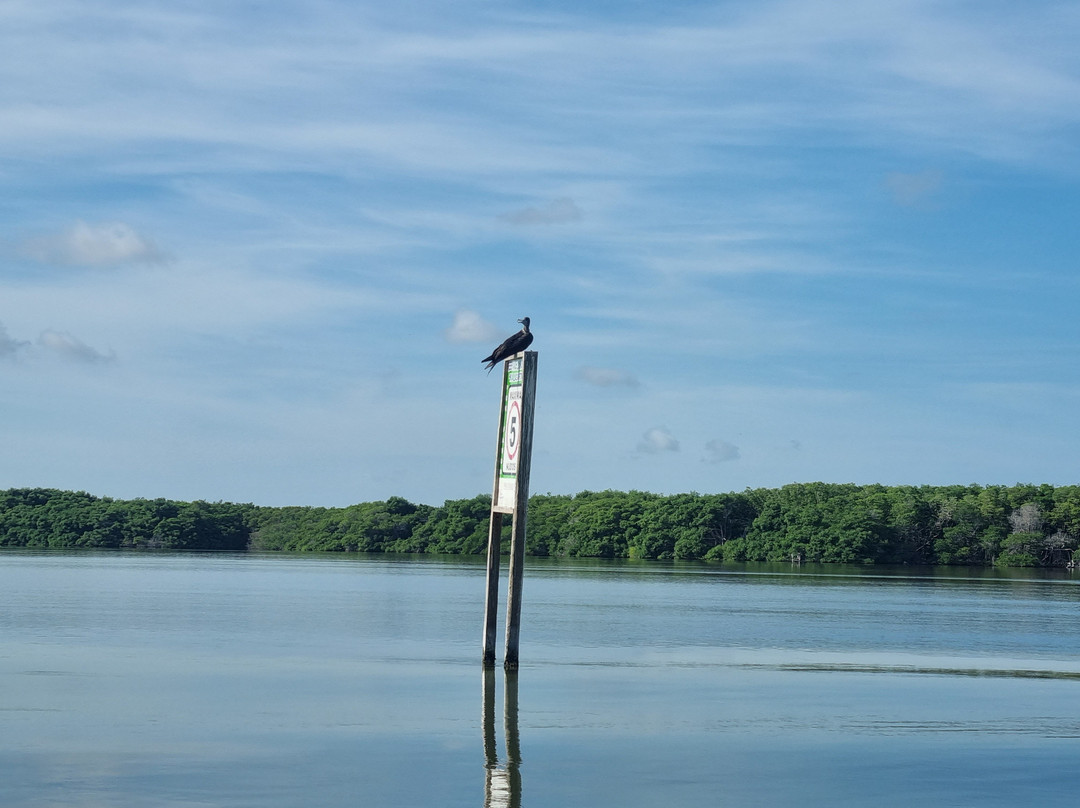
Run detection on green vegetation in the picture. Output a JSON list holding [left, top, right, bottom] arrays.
[[3, 483, 1080, 568], [0, 489, 252, 551]]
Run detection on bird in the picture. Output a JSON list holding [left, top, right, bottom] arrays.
[[482, 317, 533, 372]]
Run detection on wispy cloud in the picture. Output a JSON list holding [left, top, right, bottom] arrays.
[[20, 221, 162, 267], [37, 330, 115, 363], [445, 309, 500, 343], [0, 322, 30, 358], [575, 366, 640, 387], [637, 427, 679, 454], [886, 170, 943, 207], [703, 438, 741, 463], [500, 198, 583, 226]]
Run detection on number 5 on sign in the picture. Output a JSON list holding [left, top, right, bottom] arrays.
[[503, 395, 521, 472]]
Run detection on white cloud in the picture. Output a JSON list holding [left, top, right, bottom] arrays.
[[445, 309, 500, 343], [21, 221, 162, 267], [575, 366, 640, 387], [637, 426, 679, 454], [703, 438, 741, 463], [500, 198, 583, 226], [38, 330, 115, 363]]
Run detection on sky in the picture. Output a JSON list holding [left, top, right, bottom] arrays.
[[2, 0, 1079, 508]]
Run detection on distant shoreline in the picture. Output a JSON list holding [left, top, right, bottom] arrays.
[[2, 483, 1078, 568]]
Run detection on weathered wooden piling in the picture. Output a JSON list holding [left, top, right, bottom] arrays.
[[482, 511, 504, 667]]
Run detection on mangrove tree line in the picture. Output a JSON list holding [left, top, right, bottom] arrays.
[[2, 483, 1079, 567]]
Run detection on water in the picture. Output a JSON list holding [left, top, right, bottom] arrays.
[[2, 553, 1079, 807]]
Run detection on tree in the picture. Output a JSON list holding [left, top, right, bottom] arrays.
[[1008, 503, 1044, 534], [996, 532, 1042, 567]]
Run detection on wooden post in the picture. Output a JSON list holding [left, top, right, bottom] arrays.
[[482, 511, 503, 667], [503, 352, 536, 670], [482, 351, 537, 669]]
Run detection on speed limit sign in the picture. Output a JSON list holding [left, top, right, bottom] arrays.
[[502, 390, 522, 473]]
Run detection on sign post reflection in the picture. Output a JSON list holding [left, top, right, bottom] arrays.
[[482, 668, 522, 808]]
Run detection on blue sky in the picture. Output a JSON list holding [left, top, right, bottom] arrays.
[[2, 0, 1079, 507]]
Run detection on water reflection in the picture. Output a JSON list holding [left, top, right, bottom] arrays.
[[482, 668, 522, 808]]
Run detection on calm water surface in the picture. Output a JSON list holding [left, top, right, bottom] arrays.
[[2, 552, 1079, 807]]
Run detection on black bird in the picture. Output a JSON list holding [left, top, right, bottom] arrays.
[[482, 317, 533, 372]]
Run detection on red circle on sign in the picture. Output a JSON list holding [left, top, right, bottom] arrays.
[[506, 399, 521, 461]]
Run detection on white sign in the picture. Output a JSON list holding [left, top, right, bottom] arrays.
[[494, 358, 525, 512], [502, 391, 522, 474]]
